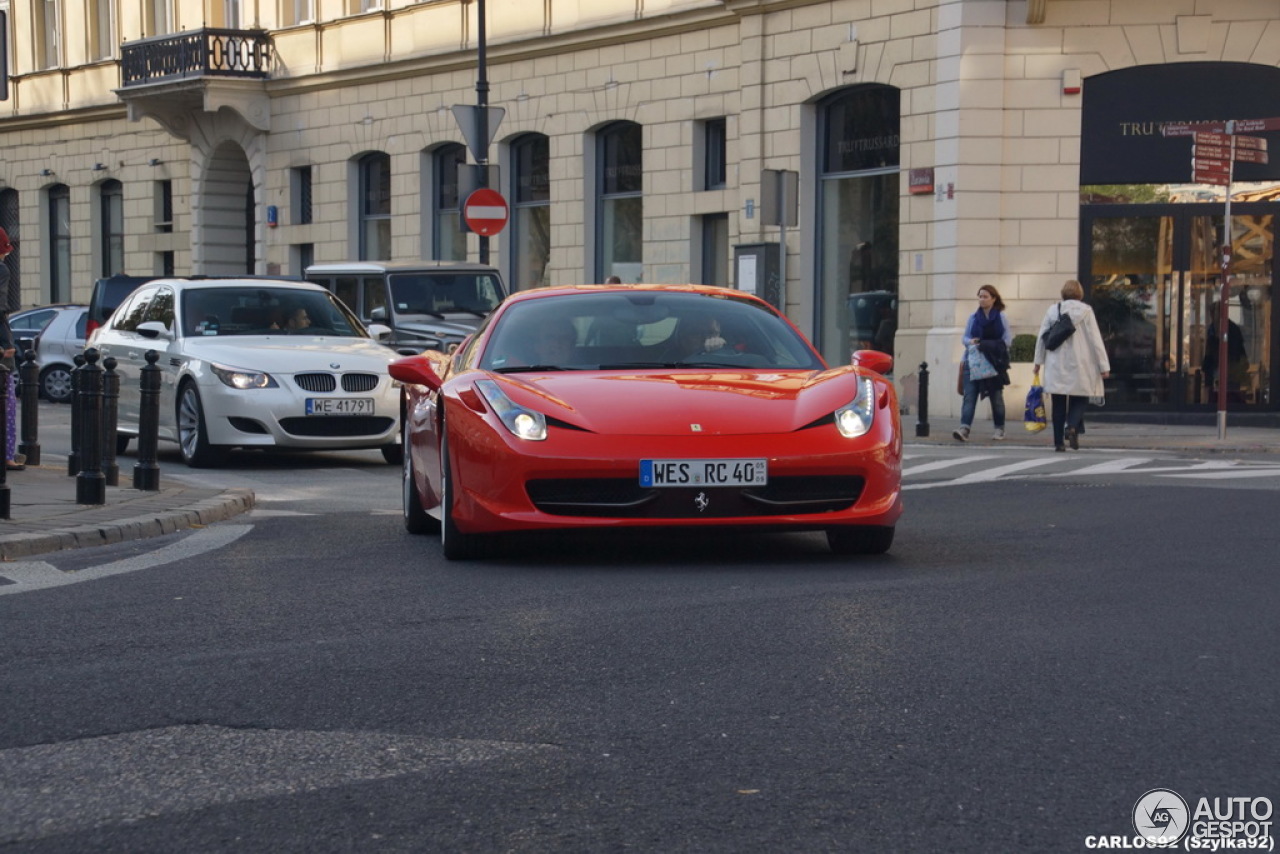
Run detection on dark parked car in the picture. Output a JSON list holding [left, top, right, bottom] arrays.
[[86, 274, 159, 338]]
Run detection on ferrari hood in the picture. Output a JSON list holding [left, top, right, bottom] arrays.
[[494, 369, 866, 436]]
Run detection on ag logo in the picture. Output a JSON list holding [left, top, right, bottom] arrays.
[[1133, 788, 1189, 843]]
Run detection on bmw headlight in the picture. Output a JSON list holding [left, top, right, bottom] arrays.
[[211, 363, 278, 390], [835, 377, 875, 438], [475, 379, 547, 441]]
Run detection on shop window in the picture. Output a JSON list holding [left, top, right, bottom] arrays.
[[511, 133, 550, 290], [597, 121, 643, 283], [48, 184, 71, 303], [817, 85, 900, 364], [99, 179, 124, 277], [358, 152, 391, 261], [433, 143, 466, 261]]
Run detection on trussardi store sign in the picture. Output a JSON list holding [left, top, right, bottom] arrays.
[[1080, 62, 1280, 185]]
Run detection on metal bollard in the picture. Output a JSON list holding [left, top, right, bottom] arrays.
[[133, 350, 162, 491], [76, 349, 106, 506], [0, 364, 10, 520], [67, 353, 86, 476], [915, 361, 930, 438], [101, 356, 120, 487], [18, 347, 41, 467]]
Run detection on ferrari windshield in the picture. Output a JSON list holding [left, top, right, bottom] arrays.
[[481, 291, 826, 372], [179, 288, 369, 338]]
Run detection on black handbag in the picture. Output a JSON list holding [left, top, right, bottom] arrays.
[[1042, 302, 1076, 351]]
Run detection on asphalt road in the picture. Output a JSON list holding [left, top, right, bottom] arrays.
[[1, 418, 1276, 852]]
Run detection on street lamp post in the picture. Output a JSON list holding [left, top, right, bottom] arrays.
[[476, 0, 490, 265]]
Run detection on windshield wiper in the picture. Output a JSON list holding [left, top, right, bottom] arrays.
[[492, 364, 585, 373]]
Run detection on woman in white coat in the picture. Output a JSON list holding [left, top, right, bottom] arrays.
[[1033, 279, 1110, 452]]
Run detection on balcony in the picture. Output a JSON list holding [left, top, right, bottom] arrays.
[[121, 29, 274, 86], [116, 29, 275, 138]]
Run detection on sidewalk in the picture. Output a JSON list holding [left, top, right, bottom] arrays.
[[0, 458, 254, 561], [2, 416, 1278, 563], [908, 413, 1280, 455]]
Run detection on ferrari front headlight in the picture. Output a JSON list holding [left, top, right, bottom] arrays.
[[475, 379, 547, 441], [211, 363, 278, 389], [835, 377, 875, 438]]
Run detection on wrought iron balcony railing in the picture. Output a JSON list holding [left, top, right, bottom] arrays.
[[121, 28, 273, 87]]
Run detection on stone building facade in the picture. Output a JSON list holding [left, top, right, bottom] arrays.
[[2, 0, 1280, 417]]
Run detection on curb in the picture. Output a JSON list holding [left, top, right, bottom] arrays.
[[0, 488, 256, 561]]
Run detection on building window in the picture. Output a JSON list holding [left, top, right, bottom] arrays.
[[701, 118, 727, 191], [292, 243, 314, 275], [597, 121, 643, 283], [36, 0, 62, 69], [511, 134, 550, 291], [817, 85, 900, 364], [292, 166, 313, 225], [89, 0, 117, 60], [358, 152, 391, 261], [99, 179, 124, 277], [145, 0, 172, 35], [48, 184, 71, 303], [155, 180, 173, 233], [700, 213, 729, 287], [433, 143, 466, 261], [158, 252, 175, 276], [0, 189, 20, 315], [284, 0, 314, 25]]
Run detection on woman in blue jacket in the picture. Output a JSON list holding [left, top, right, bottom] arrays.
[[954, 284, 1012, 442]]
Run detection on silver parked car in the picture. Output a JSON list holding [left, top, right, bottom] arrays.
[[9, 304, 88, 403]]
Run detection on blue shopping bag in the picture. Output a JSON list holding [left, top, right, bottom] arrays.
[[1024, 369, 1047, 433]]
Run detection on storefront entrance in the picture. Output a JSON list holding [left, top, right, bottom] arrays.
[[1080, 203, 1276, 409]]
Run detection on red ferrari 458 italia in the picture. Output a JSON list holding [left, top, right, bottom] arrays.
[[389, 284, 902, 559]]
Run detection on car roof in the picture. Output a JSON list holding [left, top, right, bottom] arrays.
[[134, 277, 327, 293], [304, 261, 500, 274], [14, 303, 86, 313]]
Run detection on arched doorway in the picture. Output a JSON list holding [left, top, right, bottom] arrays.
[[200, 142, 256, 275], [1080, 63, 1280, 411]]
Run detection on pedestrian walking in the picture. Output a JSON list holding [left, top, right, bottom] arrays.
[[953, 284, 1012, 442], [1033, 279, 1110, 452], [0, 228, 23, 470]]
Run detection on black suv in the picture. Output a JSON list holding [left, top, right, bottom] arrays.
[[86, 274, 159, 338]]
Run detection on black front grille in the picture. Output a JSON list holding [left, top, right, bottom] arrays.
[[526, 476, 864, 519], [294, 373, 336, 392], [278, 416, 395, 437], [341, 373, 380, 392], [228, 417, 269, 435]]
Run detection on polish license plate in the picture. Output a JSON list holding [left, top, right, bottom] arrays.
[[306, 398, 374, 416], [639, 459, 768, 487]]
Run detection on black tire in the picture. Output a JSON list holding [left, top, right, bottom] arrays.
[[381, 443, 404, 465], [440, 431, 481, 560], [402, 419, 436, 535], [177, 383, 228, 468], [39, 365, 75, 403], [116, 433, 132, 455], [826, 525, 895, 556]]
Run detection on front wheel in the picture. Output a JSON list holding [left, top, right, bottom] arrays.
[[402, 419, 436, 535], [826, 525, 895, 556], [440, 431, 482, 560], [381, 443, 403, 465], [177, 384, 228, 468]]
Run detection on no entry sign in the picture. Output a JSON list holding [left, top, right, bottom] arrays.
[[462, 188, 509, 236]]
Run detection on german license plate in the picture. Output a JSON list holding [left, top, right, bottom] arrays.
[[639, 458, 767, 487], [305, 398, 374, 416]]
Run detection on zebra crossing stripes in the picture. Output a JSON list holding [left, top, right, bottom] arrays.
[[902, 451, 1280, 489]]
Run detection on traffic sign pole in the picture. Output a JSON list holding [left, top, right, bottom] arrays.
[[1216, 124, 1235, 440]]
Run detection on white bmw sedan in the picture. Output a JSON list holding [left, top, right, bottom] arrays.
[[88, 277, 403, 467]]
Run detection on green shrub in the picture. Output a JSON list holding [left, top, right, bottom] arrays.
[[1010, 333, 1037, 362]]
